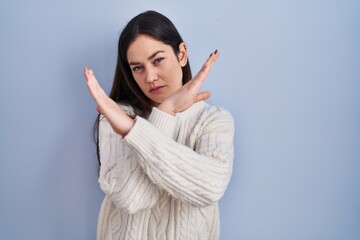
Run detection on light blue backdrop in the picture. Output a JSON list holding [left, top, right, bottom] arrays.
[[0, 0, 359, 239]]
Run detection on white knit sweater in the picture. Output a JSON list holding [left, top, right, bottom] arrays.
[[97, 101, 234, 240]]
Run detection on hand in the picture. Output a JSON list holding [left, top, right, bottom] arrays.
[[158, 50, 220, 115], [84, 66, 134, 136]]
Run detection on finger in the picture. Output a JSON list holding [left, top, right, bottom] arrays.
[[84, 68, 101, 98], [201, 49, 219, 75], [84, 66, 108, 102], [202, 50, 220, 73], [84, 66, 107, 96], [83, 65, 93, 82], [192, 50, 220, 85], [195, 91, 211, 102], [183, 50, 219, 94]]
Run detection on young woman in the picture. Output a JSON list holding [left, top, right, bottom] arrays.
[[84, 10, 234, 240]]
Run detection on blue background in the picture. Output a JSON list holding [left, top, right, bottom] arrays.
[[0, 0, 359, 239]]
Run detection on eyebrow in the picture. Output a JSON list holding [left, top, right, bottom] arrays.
[[128, 50, 165, 66]]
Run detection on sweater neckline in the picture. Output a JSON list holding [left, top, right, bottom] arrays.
[[175, 101, 206, 119]]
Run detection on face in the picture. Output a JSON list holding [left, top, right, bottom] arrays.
[[127, 35, 187, 106]]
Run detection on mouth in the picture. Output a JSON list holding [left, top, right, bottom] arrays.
[[149, 85, 165, 93]]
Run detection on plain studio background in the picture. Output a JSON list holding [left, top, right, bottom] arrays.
[[0, 0, 359, 239]]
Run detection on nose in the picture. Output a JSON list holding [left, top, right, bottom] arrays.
[[145, 66, 158, 83]]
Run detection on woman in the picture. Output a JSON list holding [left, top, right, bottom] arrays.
[[84, 10, 234, 240]]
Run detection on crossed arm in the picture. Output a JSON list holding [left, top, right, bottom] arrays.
[[97, 105, 234, 214], [84, 50, 219, 136], [84, 50, 234, 214]]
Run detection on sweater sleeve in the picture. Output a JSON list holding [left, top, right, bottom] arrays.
[[98, 108, 178, 214], [123, 107, 235, 208]]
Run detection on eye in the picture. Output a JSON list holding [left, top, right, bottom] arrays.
[[132, 66, 143, 72], [153, 57, 164, 65]]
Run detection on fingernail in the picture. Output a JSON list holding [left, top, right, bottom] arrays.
[[85, 65, 90, 71], [209, 53, 213, 58], [214, 49, 218, 54]]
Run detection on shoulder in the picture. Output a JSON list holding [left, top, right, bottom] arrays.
[[188, 101, 235, 135], [187, 102, 235, 143], [177, 101, 233, 121], [199, 103, 235, 136], [200, 102, 234, 124]]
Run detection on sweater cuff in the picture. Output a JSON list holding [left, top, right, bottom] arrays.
[[147, 107, 177, 138], [124, 117, 164, 156]]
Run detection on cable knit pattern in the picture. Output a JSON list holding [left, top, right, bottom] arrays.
[[97, 101, 234, 240]]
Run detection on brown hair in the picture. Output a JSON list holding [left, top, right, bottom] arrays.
[[94, 10, 192, 167]]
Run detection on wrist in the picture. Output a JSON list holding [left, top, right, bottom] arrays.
[[105, 108, 134, 137], [117, 115, 134, 136], [157, 102, 176, 116]]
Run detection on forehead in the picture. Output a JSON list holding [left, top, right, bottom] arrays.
[[127, 35, 173, 61]]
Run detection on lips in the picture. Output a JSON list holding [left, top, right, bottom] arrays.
[[149, 86, 165, 93]]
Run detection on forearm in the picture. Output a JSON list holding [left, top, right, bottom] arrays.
[[123, 111, 234, 207], [99, 156, 160, 214], [98, 106, 178, 214], [98, 116, 159, 214], [84, 66, 134, 136], [102, 107, 134, 136]]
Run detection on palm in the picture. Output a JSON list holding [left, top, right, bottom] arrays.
[[159, 50, 220, 114], [84, 66, 134, 136]]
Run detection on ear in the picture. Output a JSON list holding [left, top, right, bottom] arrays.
[[177, 42, 188, 67]]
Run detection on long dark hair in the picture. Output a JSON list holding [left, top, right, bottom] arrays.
[[94, 10, 193, 166]]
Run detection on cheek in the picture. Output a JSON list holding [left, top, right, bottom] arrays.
[[164, 62, 183, 86], [133, 75, 147, 91]]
